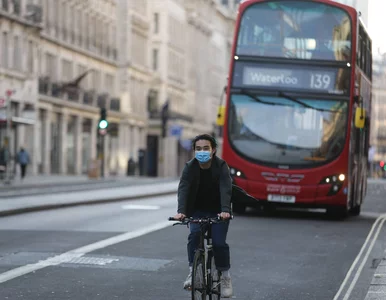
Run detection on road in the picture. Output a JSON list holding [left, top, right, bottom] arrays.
[[0, 181, 385, 299]]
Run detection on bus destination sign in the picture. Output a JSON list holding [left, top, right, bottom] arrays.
[[232, 63, 348, 95]]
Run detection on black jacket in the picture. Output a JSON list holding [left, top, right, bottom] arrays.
[[177, 156, 232, 217]]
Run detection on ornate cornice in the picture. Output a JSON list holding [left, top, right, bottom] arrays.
[[187, 12, 213, 36], [130, 11, 150, 31]]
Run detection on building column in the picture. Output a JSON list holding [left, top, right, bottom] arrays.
[[75, 116, 83, 175], [16, 104, 24, 151], [59, 111, 68, 174], [140, 126, 147, 149], [117, 123, 128, 175], [43, 109, 52, 174], [90, 118, 97, 161], [28, 104, 40, 176], [128, 125, 134, 159], [159, 136, 178, 178], [103, 134, 109, 177], [132, 125, 139, 163]]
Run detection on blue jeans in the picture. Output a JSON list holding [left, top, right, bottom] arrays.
[[187, 211, 230, 271]]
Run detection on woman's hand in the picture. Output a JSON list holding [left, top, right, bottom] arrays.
[[219, 212, 231, 220], [173, 213, 186, 220]]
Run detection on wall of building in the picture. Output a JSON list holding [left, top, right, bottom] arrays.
[[0, 0, 238, 178]]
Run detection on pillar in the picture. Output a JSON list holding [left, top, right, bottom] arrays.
[[90, 117, 97, 160], [75, 115, 83, 175], [59, 111, 68, 174], [43, 109, 51, 174]]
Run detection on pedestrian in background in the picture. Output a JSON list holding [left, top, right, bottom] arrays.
[[17, 147, 30, 179]]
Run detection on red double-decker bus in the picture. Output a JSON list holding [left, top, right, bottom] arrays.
[[218, 0, 372, 218]]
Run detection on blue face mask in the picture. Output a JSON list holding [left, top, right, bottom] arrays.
[[195, 151, 211, 163]]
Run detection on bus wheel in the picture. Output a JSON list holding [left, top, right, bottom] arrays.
[[326, 206, 348, 220], [233, 203, 246, 214], [350, 204, 361, 216]]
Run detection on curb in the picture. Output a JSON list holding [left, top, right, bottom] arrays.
[[0, 190, 177, 217], [0, 178, 116, 191]]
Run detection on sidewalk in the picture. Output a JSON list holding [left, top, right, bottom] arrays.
[[0, 177, 179, 216], [365, 256, 386, 300], [0, 174, 176, 190]]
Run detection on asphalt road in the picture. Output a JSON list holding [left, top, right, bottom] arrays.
[[0, 181, 385, 300]]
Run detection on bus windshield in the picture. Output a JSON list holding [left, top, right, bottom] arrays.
[[228, 94, 348, 168], [237, 0, 352, 61]]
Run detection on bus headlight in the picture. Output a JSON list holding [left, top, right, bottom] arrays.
[[320, 174, 346, 184], [320, 174, 345, 196], [229, 167, 246, 179]]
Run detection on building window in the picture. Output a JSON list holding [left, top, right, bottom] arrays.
[[152, 49, 158, 70], [13, 0, 20, 15], [2, 0, 9, 11], [1, 32, 8, 68], [77, 65, 88, 89], [27, 41, 34, 73], [92, 70, 101, 91], [13, 36, 21, 71], [105, 74, 115, 93], [61, 59, 72, 81], [154, 13, 159, 34], [45, 53, 57, 80]]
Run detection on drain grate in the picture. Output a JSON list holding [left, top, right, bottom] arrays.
[[0, 252, 172, 271], [66, 256, 119, 266]]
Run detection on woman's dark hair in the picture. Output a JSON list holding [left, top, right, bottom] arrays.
[[191, 134, 217, 152]]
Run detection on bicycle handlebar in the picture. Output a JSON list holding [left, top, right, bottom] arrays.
[[168, 215, 233, 225]]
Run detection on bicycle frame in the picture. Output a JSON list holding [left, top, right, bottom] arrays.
[[169, 216, 226, 299]]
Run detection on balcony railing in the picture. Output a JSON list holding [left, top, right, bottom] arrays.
[[148, 109, 193, 123], [1, 2, 43, 27], [38, 77, 119, 112]]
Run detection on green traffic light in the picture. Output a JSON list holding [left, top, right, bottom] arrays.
[[99, 119, 108, 129]]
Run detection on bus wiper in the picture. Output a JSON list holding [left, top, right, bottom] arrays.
[[277, 91, 341, 113], [277, 91, 316, 110], [239, 89, 282, 106]]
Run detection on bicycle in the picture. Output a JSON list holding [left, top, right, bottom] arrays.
[[168, 215, 232, 300]]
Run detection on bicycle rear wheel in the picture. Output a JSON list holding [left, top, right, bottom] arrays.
[[192, 251, 206, 300]]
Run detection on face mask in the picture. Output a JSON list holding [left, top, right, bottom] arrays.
[[195, 151, 211, 163]]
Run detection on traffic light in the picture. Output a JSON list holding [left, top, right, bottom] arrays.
[[98, 108, 108, 130], [380, 161, 385, 168]]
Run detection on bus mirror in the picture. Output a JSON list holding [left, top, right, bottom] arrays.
[[216, 106, 226, 126], [355, 107, 365, 129]]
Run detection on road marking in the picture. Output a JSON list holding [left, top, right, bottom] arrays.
[[0, 220, 171, 284], [333, 213, 386, 300], [121, 204, 160, 210]]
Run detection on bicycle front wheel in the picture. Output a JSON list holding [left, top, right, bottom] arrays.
[[192, 251, 206, 300], [210, 257, 221, 300]]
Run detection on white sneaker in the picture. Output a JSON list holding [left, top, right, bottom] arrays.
[[221, 275, 233, 298], [183, 272, 192, 290]]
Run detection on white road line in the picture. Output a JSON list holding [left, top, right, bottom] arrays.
[[121, 204, 161, 210], [333, 213, 386, 300], [0, 220, 171, 284]]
